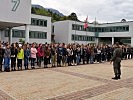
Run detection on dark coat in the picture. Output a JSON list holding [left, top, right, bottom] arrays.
[[111, 47, 122, 67]]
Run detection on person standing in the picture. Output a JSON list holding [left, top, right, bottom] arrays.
[[51, 45, 56, 67], [0, 44, 5, 72], [17, 44, 24, 70], [4, 44, 11, 72], [37, 44, 44, 67], [24, 44, 30, 70], [44, 46, 50, 68], [110, 42, 122, 80], [30, 43, 37, 69], [10, 43, 18, 71]]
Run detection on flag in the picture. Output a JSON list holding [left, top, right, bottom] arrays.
[[84, 16, 88, 29]]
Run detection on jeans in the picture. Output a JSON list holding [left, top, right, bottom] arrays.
[[90, 55, 94, 64], [4, 57, 10, 70], [31, 58, 36, 67], [76, 55, 80, 65], [24, 57, 29, 69]]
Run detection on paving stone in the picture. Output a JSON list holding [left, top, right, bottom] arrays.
[[0, 60, 132, 100]]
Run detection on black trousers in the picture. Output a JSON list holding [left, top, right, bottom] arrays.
[[44, 57, 48, 66], [17, 59, 22, 70], [11, 57, 16, 70], [101, 53, 106, 61], [97, 54, 101, 62], [0, 57, 3, 71], [113, 62, 121, 76], [86, 54, 90, 64]]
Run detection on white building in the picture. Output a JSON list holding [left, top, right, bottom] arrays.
[[0, 0, 31, 44], [53, 20, 133, 46], [0, 1, 51, 44], [53, 20, 95, 44], [1, 14, 51, 44]]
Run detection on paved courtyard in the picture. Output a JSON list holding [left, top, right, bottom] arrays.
[[0, 60, 133, 100]]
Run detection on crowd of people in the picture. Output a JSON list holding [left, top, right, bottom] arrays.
[[0, 41, 133, 72]]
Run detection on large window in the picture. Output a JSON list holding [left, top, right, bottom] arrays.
[[72, 24, 129, 33], [29, 31, 47, 39], [5, 30, 47, 39], [31, 18, 47, 27], [5, 30, 25, 38], [72, 34, 95, 41], [12, 30, 25, 38]]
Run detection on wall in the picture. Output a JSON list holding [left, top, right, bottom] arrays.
[[68, 21, 95, 44], [98, 22, 133, 38], [0, 0, 31, 24], [53, 21, 69, 43], [2, 14, 52, 44]]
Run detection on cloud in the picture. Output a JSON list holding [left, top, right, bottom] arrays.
[[32, 0, 133, 23]]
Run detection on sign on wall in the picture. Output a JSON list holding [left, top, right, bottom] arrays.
[[11, 0, 20, 12], [0, 0, 31, 24]]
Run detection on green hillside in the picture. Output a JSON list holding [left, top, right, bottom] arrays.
[[31, 7, 79, 22]]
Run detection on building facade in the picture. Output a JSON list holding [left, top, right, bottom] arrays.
[[53, 20, 96, 44], [0, 0, 31, 43], [0, 14, 51, 44], [53, 20, 133, 46]]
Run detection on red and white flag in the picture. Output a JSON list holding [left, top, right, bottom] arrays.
[[84, 16, 88, 29]]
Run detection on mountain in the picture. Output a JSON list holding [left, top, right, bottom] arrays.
[[32, 4, 64, 17], [45, 8, 64, 17]]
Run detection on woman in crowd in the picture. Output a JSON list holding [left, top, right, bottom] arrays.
[[44, 45, 50, 68], [56, 44, 62, 67], [37, 44, 44, 67], [24, 44, 30, 70], [4, 44, 11, 72], [51, 44, 56, 67], [76, 45, 81, 65], [17, 44, 24, 70], [0, 44, 4, 72], [30, 43, 37, 69], [97, 46, 102, 63], [68, 45, 74, 66], [10, 43, 18, 71], [72, 45, 77, 66]]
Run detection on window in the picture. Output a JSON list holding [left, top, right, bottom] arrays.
[[44, 20, 47, 27], [71, 34, 95, 41], [29, 31, 47, 39], [31, 18, 36, 25], [52, 26, 54, 33], [12, 30, 25, 38], [72, 35, 74, 40], [36, 20, 40, 26], [5, 30, 9, 37], [31, 18, 47, 27], [72, 24, 129, 33], [40, 20, 44, 26], [126, 26, 129, 31]]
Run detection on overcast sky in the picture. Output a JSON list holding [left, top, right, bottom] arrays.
[[32, 0, 133, 23]]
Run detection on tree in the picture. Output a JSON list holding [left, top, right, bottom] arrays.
[[31, 7, 36, 14], [68, 12, 78, 21], [31, 7, 80, 22]]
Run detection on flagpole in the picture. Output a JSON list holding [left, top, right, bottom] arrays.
[[86, 27, 87, 45], [74, 19, 76, 44], [84, 16, 88, 45]]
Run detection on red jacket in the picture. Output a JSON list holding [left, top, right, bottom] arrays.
[[37, 47, 44, 57]]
